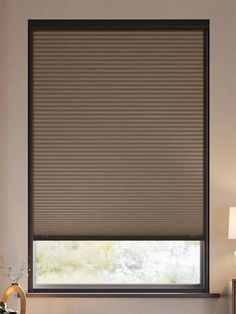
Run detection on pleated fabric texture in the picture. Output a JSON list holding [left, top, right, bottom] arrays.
[[32, 30, 205, 239]]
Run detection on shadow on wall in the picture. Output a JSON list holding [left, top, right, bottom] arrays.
[[212, 287, 228, 314]]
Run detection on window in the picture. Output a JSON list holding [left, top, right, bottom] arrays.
[[28, 20, 209, 293], [34, 241, 201, 288]]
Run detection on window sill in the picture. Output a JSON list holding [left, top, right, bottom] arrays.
[[26, 292, 221, 298]]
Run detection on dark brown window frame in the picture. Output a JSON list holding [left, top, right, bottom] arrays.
[[28, 19, 209, 295]]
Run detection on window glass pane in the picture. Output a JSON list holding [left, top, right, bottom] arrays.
[[34, 241, 201, 285]]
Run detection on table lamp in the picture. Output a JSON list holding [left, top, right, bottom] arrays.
[[229, 207, 236, 261], [229, 207, 236, 239]]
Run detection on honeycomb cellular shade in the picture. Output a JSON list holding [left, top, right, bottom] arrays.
[[31, 24, 206, 239]]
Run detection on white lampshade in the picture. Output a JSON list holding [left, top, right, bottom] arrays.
[[229, 207, 236, 239]]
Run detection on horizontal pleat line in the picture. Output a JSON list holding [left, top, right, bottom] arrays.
[[33, 199, 202, 204], [34, 47, 203, 52], [34, 196, 203, 201], [34, 178, 203, 183], [34, 39, 203, 45], [34, 220, 202, 224], [33, 127, 203, 131], [33, 105, 203, 110], [34, 206, 203, 211], [34, 144, 203, 149], [34, 221, 202, 225], [34, 165, 203, 170], [34, 38, 203, 44], [33, 185, 202, 190], [33, 184, 202, 189], [34, 176, 203, 181], [35, 93, 203, 98], [34, 210, 203, 215], [34, 123, 203, 128], [34, 151, 203, 157], [34, 98, 202, 102], [34, 50, 203, 56], [33, 142, 203, 147], [33, 184, 203, 192], [34, 200, 203, 205], [33, 66, 202, 72], [34, 57, 203, 63], [33, 61, 203, 67], [34, 37, 203, 43], [34, 87, 202, 91], [34, 104, 203, 109], [34, 36, 203, 42], [33, 102, 203, 107], [33, 58, 203, 65], [34, 101, 202, 106], [34, 180, 203, 185], [34, 49, 203, 55], [34, 75, 202, 80], [34, 91, 203, 95], [33, 144, 203, 149], [34, 194, 203, 199], [34, 30, 203, 35], [34, 201, 203, 205], [34, 206, 203, 210], [34, 216, 202, 221], [34, 113, 203, 118], [33, 192, 202, 197], [33, 182, 203, 188], [34, 35, 203, 38], [34, 114, 203, 119], [34, 74, 203, 82], [34, 197, 203, 202], [34, 84, 203, 89], [34, 225, 202, 229], [34, 213, 202, 221], [34, 226, 201, 230], [33, 99, 203, 103], [34, 96, 203, 100], [34, 45, 203, 51], [33, 71, 203, 77], [33, 179, 204, 185], [34, 224, 202, 229], [34, 81, 203, 87], [34, 50, 202, 56], [34, 102, 203, 106], [33, 161, 203, 165], [34, 56, 203, 62], [33, 134, 203, 139], [34, 218, 202, 222], [33, 156, 203, 161], [34, 134, 204, 139], [34, 169, 203, 174], [34, 216, 203, 220]]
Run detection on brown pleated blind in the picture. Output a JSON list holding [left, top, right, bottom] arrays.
[[32, 29, 205, 239]]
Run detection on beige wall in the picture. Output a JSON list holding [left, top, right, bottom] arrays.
[[1, 0, 236, 312], [0, 0, 8, 248]]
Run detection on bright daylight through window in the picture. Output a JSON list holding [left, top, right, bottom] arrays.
[[34, 241, 201, 286]]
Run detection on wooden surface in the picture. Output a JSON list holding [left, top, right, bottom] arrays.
[[229, 279, 236, 314]]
